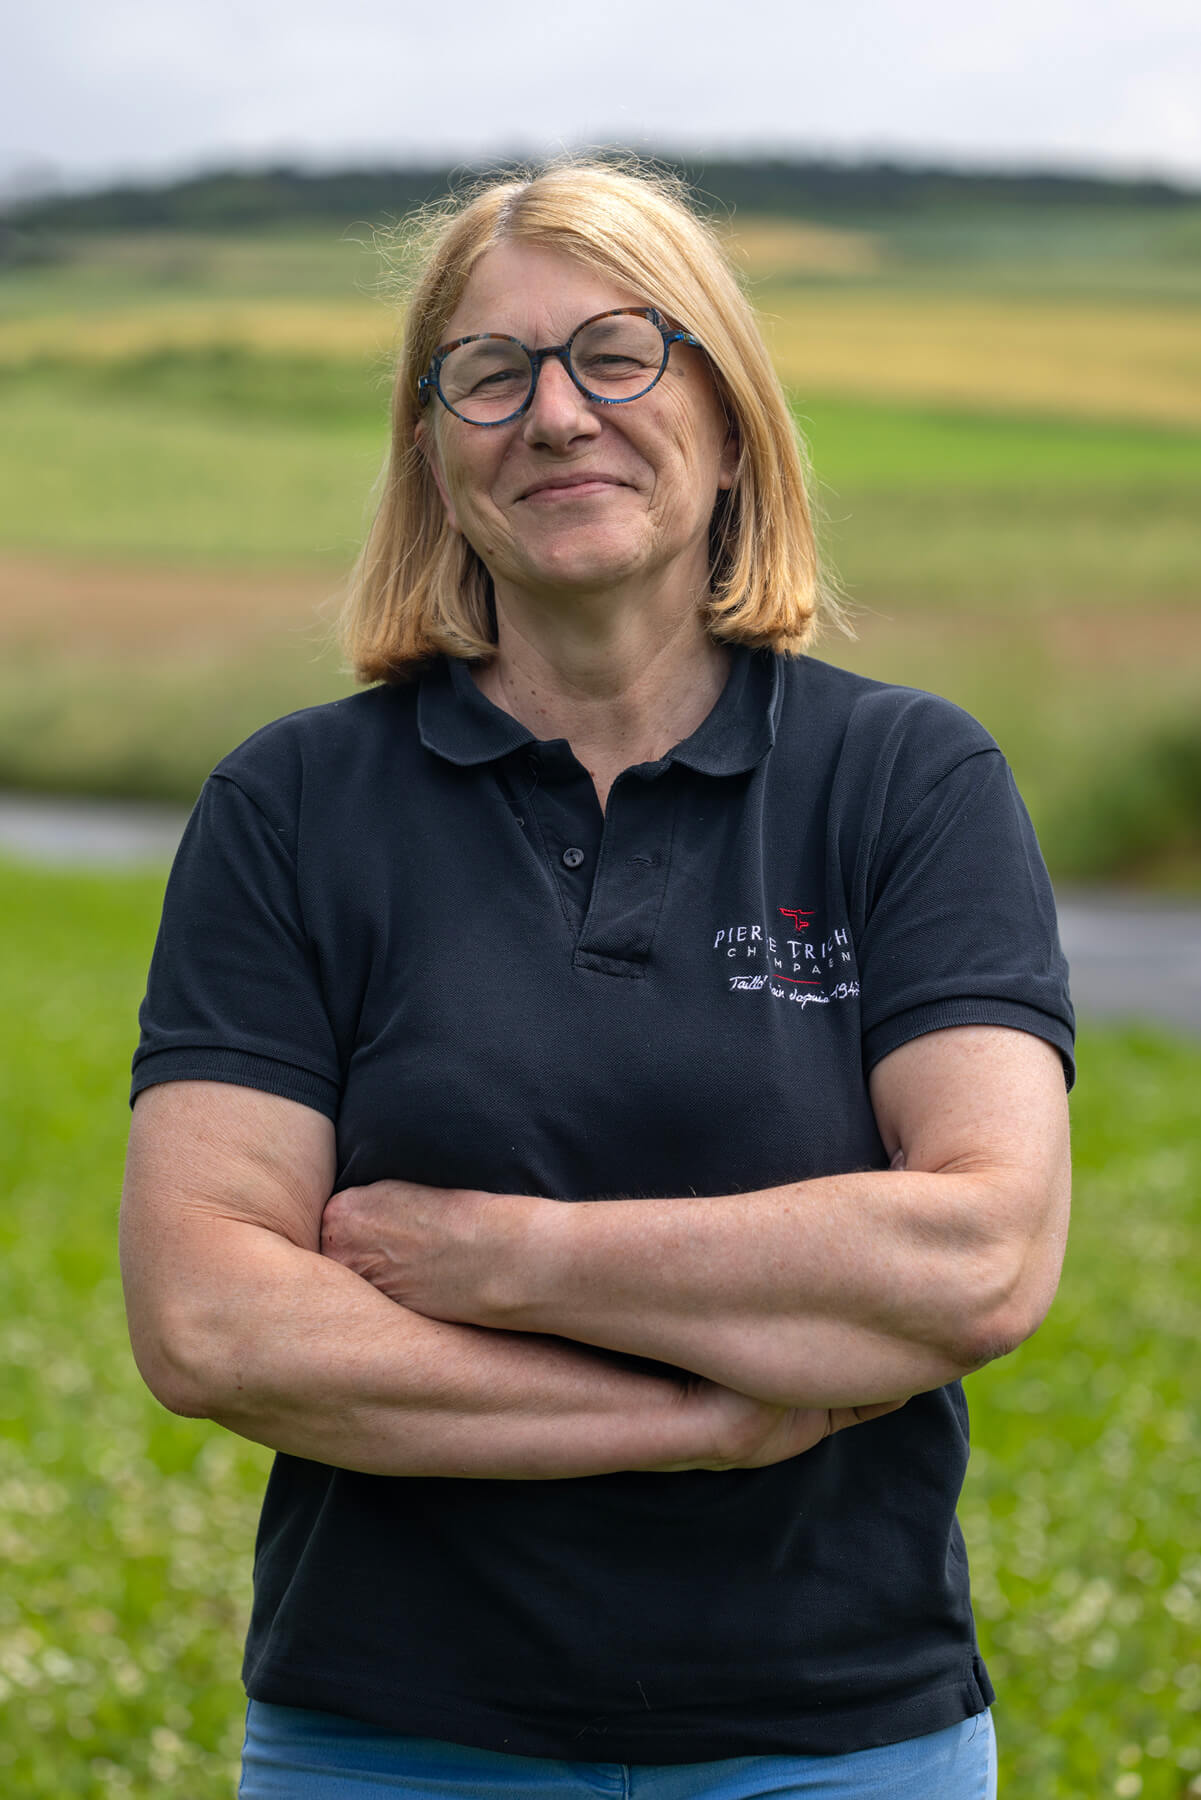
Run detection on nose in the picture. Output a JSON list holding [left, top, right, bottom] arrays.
[[520, 353, 601, 448]]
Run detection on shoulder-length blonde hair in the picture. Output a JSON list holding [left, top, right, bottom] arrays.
[[342, 158, 838, 680]]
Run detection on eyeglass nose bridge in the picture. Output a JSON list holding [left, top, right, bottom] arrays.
[[522, 340, 589, 411]]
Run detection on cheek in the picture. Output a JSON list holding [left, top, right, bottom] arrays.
[[421, 426, 460, 534], [651, 407, 729, 519], [441, 460, 513, 563], [433, 434, 493, 535]]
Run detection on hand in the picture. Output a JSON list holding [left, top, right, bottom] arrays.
[[320, 1178, 534, 1323], [657, 1382, 907, 1472]]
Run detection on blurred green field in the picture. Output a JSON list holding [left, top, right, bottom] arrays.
[[0, 856, 1198, 1797], [0, 215, 1198, 883]]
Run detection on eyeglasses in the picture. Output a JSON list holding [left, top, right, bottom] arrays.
[[417, 307, 702, 427]]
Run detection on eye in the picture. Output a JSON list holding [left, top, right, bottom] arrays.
[[571, 314, 665, 392], [577, 352, 647, 377], [439, 340, 531, 415], [468, 368, 526, 395]]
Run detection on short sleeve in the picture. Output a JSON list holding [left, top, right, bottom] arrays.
[[131, 772, 341, 1118], [856, 747, 1075, 1086]]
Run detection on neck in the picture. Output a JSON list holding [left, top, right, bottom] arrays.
[[475, 583, 729, 810]]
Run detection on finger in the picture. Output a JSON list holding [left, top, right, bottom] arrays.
[[826, 1399, 906, 1435]]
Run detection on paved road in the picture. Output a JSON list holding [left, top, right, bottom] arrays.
[[1054, 892, 1201, 1037], [0, 792, 188, 865], [2, 792, 1199, 1036]]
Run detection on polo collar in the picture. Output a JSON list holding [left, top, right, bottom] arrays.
[[669, 646, 780, 777], [418, 657, 535, 766], [418, 645, 780, 777]]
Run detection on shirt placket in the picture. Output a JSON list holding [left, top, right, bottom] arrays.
[[521, 749, 676, 977], [520, 742, 605, 936], [575, 768, 676, 979]]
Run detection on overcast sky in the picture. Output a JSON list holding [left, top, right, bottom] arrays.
[[5, 0, 1201, 197]]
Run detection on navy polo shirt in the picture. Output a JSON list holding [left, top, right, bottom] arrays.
[[132, 647, 1074, 1761]]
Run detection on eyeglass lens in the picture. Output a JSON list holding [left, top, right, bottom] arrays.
[[438, 313, 669, 423]]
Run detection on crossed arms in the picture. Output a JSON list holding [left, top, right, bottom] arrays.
[[120, 1025, 1070, 1481]]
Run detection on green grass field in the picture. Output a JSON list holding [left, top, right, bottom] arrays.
[[1, 857, 1199, 1797]]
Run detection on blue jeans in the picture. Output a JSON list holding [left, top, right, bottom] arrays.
[[239, 1701, 997, 1799]]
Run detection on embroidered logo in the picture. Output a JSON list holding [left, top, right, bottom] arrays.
[[713, 907, 859, 1009], [777, 906, 814, 933]]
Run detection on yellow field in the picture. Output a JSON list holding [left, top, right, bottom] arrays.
[[0, 300, 398, 362], [758, 289, 1201, 428], [3, 218, 1199, 428], [717, 217, 886, 277]]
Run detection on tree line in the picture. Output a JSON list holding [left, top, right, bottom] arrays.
[[4, 154, 1198, 240]]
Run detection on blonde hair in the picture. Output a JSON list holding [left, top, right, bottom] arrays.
[[343, 158, 840, 680]]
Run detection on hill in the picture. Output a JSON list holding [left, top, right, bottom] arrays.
[[5, 154, 1199, 242]]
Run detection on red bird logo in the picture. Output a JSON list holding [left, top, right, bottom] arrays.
[[778, 907, 814, 932]]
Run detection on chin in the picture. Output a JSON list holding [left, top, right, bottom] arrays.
[[517, 537, 651, 594]]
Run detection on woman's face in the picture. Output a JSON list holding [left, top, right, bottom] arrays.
[[417, 241, 737, 610]]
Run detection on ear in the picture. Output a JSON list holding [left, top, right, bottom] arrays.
[[414, 419, 460, 535]]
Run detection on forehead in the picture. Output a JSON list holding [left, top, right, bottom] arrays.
[[442, 241, 646, 346]]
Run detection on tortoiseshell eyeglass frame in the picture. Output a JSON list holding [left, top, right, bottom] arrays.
[[416, 306, 703, 426]]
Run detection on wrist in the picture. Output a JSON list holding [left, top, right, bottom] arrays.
[[472, 1192, 564, 1328]]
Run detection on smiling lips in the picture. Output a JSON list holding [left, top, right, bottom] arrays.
[[518, 474, 628, 502]]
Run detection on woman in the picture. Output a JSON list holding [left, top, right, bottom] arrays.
[[121, 161, 1073, 1799]]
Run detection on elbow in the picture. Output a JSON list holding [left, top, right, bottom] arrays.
[[939, 1149, 1071, 1377], [940, 1177, 1070, 1375], [130, 1338, 214, 1419], [126, 1305, 241, 1421], [948, 1254, 1062, 1374], [951, 1310, 1036, 1375], [156, 1380, 214, 1422]]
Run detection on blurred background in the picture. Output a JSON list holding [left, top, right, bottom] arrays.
[[1, 4, 1199, 1796]]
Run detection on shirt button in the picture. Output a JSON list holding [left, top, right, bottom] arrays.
[[561, 847, 585, 869]]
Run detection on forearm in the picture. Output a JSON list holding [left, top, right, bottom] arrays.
[[323, 1171, 1011, 1411], [129, 1216, 728, 1479], [483, 1170, 1014, 1408]]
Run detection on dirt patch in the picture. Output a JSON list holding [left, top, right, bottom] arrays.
[[849, 602, 1201, 671], [0, 553, 345, 658], [1042, 606, 1201, 672], [5, 553, 1198, 675]]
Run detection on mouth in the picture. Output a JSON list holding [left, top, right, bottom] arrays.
[[518, 474, 627, 502]]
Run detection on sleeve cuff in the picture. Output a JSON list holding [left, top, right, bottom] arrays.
[[863, 998, 1076, 1091], [130, 1047, 340, 1120]]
